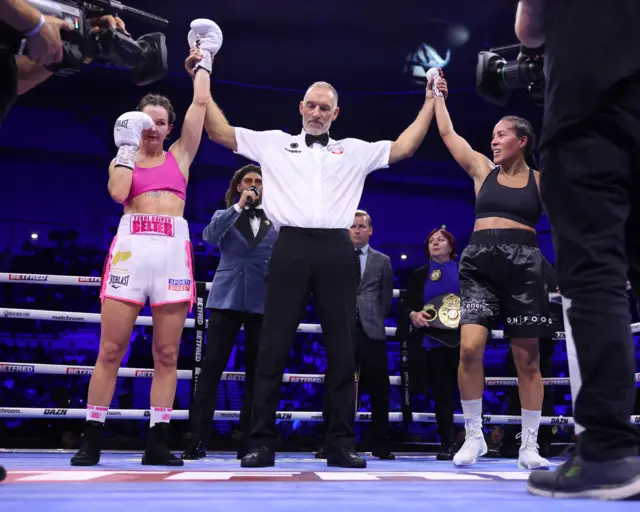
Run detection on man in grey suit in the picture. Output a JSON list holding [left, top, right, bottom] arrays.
[[182, 164, 278, 460], [318, 209, 395, 459]]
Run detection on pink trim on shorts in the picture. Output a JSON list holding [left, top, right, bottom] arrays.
[[185, 240, 196, 312], [100, 236, 119, 302], [102, 295, 146, 307], [151, 299, 192, 308]]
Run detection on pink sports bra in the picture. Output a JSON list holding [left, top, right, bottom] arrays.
[[124, 151, 187, 206]]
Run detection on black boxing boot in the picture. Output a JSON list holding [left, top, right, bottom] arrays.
[[141, 423, 184, 466], [70, 421, 105, 466]]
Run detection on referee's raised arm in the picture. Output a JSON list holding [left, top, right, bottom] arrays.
[[203, 95, 238, 152]]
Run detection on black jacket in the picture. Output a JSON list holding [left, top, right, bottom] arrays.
[[398, 262, 460, 346]]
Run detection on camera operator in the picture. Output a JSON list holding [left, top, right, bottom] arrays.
[[515, 0, 640, 501], [1, 4, 129, 126], [1, 0, 72, 65], [14, 14, 127, 95]]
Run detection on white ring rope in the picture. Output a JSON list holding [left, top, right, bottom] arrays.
[[1, 272, 566, 303], [0, 406, 637, 426], [2, 272, 639, 430], [3, 306, 640, 341], [2, 361, 639, 385]]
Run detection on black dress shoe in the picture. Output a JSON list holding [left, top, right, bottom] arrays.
[[327, 448, 367, 468], [181, 440, 206, 460], [0, 465, 6, 482], [241, 447, 275, 468], [372, 449, 396, 460], [236, 447, 249, 460], [70, 421, 105, 466], [314, 447, 327, 459], [436, 446, 454, 461], [141, 424, 184, 466]]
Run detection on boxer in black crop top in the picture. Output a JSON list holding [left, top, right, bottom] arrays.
[[432, 74, 550, 470]]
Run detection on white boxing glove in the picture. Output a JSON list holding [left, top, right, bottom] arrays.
[[426, 67, 443, 97], [187, 18, 223, 74], [113, 111, 154, 169]]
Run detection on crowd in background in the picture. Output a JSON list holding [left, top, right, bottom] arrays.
[[1, 228, 639, 455]]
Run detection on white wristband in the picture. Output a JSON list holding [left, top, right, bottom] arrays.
[[432, 77, 443, 97], [26, 14, 45, 37], [114, 145, 137, 170], [194, 51, 212, 74]]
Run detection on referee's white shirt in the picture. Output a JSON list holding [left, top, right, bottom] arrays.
[[234, 128, 392, 230]]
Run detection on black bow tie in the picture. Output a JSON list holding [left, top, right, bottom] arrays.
[[305, 132, 329, 147], [247, 209, 263, 220]]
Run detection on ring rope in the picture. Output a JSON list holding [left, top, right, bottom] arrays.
[[3, 272, 639, 431], [7, 306, 633, 341], [2, 361, 638, 385], [0, 406, 637, 426], [1, 272, 565, 301]]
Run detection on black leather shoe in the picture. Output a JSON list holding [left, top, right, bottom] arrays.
[[70, 421, 104, 466], [181, 440, 206, 460], [236, 447, 249, 460], [372, 449, 396, 460], [241, 447, 275, 468], [436, 446, 454, 461], [314, 447, 327, 459], [327, 448, 367, 468], [0, 465, 6, 482], [141, 424, 184, 466]]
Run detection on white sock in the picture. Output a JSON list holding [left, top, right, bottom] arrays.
[[150, 406, 172, 428], [521, 408, 541, 435], [87, 405, 108, 424], [461, 399, 483, 432]]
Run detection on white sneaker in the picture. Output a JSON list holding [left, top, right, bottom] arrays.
[[453, 421, 488, 467], [517, 428, 551, 470]]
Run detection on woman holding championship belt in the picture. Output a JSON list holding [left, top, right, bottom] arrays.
[[70, 19, 221, 467], [432, 70, 550, 470], [405, 227, 460, 461]]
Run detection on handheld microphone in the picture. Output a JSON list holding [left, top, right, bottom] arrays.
[[245, 186, 260, 206]]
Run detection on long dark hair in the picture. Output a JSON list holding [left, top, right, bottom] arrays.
[[225, 165, 262, 207], [500, 115, 538, 169], [425, 228, 457, 260]]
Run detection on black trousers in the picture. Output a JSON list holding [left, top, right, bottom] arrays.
[[249, 227, 358, 451], [0, 51, 18, 128], [541, 70, 640, 460], [189, 309, 262, 447], [322, 322, 391, 448], [425, 345, 460, 448]]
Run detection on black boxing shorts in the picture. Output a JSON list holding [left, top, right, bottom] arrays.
[[459, 229, 551, 338]]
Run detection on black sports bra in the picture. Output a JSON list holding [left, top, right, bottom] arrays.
[[475, 167, 542, 228]]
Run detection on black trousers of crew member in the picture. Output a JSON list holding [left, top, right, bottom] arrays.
[[249, 227, 358, 452], [541, 70, 640, 461], [322, 322, 391, 449], [425, 345, 460, 450], [0, 51, 18, 128], [189, 309, 262, 448]]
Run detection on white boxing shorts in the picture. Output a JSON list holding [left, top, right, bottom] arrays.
[[100, 214, 195, 310]]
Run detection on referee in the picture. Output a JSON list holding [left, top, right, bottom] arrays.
[[516, 0, 640, 500], [202, 64, 440, 468]]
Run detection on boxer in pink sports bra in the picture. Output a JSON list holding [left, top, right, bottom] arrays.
[[71, 45, 213, 468]]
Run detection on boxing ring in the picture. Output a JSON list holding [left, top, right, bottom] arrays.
[[1, 272, 640, 511]]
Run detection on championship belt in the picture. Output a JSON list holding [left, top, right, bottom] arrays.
[[418, 293, 461, 348]]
